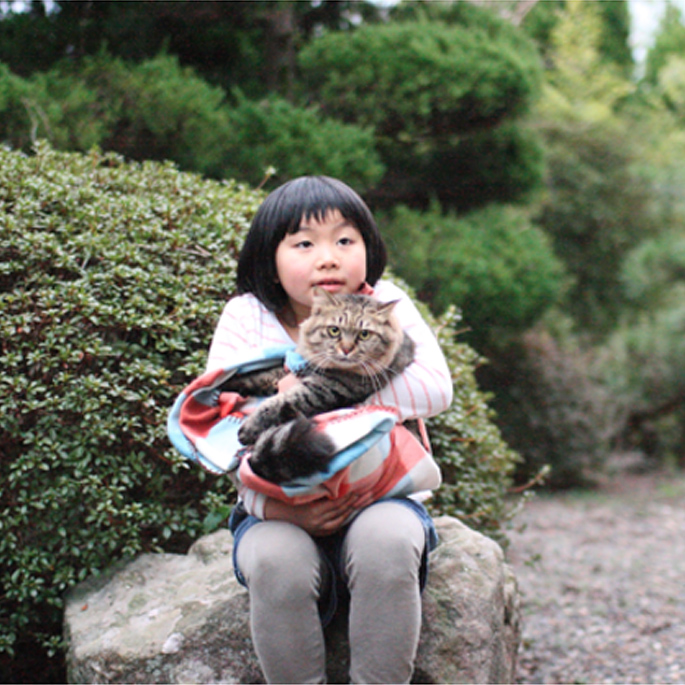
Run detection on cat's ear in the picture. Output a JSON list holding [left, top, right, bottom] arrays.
[[312, 286, 339, 306], [376, 299, 400, 315]]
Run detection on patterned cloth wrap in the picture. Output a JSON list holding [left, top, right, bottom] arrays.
[[167, 345, 442, 505]]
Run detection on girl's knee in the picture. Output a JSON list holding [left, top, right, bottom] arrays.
[[344, 503, 425, 581], [237, 521, 324, 598]]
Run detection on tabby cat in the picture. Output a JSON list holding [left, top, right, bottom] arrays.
[[223, 288, 415, 483]]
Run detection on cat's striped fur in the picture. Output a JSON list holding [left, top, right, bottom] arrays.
[[224, 289, 415, 483]]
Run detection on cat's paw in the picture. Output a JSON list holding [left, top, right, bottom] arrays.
[[238, 416, 261, 446], [239, 402, 299, 445]]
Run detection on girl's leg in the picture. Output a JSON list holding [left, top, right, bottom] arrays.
[[342, 501, 426, 684], [236, 520, 329, 684]]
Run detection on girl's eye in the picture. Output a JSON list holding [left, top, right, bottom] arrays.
[[338, 237, 354, 246], [295, 240, 313, 249], [327, 326, 341, 338], [358, 330, 371, 340]]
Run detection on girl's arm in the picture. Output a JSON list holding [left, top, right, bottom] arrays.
[[371, 281, 453, 421], [205, 294, 292, 519], [205, 294, 289, 372]]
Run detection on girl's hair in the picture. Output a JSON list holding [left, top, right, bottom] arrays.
[[237, 176, 387, 311]]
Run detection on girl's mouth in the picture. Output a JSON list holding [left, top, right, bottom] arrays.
[[315, 280, 345, 292]]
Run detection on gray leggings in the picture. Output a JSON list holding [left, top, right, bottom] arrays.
[[235, 500, 426, 684]]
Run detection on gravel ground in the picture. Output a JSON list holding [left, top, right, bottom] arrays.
[[507, 467, 685, 684]]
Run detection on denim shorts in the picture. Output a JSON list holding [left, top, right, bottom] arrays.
[[229, 497, 439, 627]]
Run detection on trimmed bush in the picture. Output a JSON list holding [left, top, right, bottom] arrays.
[[0, 143, 518, 676], [0, 53, 383, 189], [299, 17, 540, 141], [380, 202, 567, 351], [221, 91, 385, 191], [298, 13, 543, 212]]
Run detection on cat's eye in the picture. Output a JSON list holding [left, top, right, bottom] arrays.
[[327, 326, 341, 338], [358, 330, 371, 340]]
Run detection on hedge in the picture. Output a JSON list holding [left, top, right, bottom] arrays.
[[380, 201, 566, 351], [0, 143, 519, 673]]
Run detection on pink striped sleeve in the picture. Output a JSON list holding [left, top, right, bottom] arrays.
[[372, 281, 453, 421], [205, 293, 291, 372]]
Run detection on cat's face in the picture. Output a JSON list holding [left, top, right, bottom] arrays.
[[297, 290, 402, 375]]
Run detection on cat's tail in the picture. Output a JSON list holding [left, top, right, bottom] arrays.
[[249, 415, 336, 484]]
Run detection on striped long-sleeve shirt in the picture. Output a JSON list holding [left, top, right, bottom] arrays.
[[205, 280, 453, 516]]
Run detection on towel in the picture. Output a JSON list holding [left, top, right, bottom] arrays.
[[167, 345, 441, 504]]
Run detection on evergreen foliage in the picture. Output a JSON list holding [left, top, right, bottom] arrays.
[[299, 17, 538, 137], [483, 329, 615, 489], [0, 144, 520, 673], [523, 0, 633, 75], [0, 53, 231, 175], [298, 11, 544, 211], [532, 1, 654, 333], [0, 53, 382, 188], [380, 202, 566, 350], [0, 1, 383, 97], [535, 120, 654, 332], [596, 303, 685, 467], [644, 4, 685, 85], [221, 91, 384, 191]]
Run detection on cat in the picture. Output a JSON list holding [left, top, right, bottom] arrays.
[[221, 288, 415, 483]]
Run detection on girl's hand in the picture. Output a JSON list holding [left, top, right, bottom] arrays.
[[277, 372, 300, 393], [264, 492, 374, 537]]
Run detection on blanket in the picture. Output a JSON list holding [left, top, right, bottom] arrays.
[[167, 345, 441, 504]]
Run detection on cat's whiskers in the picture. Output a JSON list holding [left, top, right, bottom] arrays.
[[356, 359, 390, 394]]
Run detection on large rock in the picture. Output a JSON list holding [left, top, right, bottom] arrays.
[[64, 516, 520, 684]]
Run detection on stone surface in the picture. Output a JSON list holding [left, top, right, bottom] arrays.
[[64, 516, 520, 684]]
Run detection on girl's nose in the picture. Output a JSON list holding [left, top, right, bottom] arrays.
[[316, 247, 339, 269]]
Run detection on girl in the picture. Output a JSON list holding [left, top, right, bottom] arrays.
[[206, 176, 453, 684]]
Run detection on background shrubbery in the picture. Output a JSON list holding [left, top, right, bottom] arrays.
[[0, 52, 384, 191], [5, 6, 685, 678], [379, 201, 566, 351], [0, 143, 520, 679]]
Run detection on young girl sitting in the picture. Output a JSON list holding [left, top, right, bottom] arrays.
[[206, 175, 453, 684]]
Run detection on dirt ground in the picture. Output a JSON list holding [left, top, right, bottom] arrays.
[[506, 466, 685, 684]]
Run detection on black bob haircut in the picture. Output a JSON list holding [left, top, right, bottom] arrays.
[[237, 176, 387, 312]]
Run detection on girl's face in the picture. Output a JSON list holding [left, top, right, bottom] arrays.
[[275, 209, 367, 323]]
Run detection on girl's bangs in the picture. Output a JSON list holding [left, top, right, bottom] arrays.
[[283, 178, 365, 234]]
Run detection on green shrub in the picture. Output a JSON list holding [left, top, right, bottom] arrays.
[[380, 201, 567, 351], [534, 117, 657, 332], [0, 142, 260, 665], [298, 13, 543, 212], [483, 328, 614, 489], [0, 61, 38, 148], [299, 17, 541, 142], [221, 91, 385, 191], [0, 143, 519, 674], [0, 53, 384, 190], [421, 306, 522, 532], [595, 299, 685, 465]]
